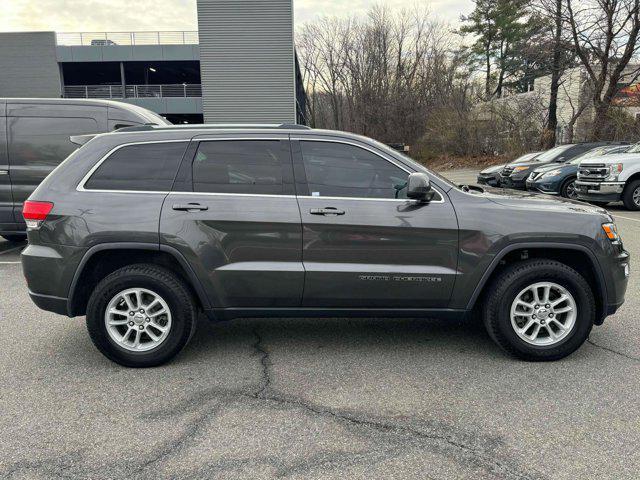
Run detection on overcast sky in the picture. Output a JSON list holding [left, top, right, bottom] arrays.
[[1, 0, 474, 32]]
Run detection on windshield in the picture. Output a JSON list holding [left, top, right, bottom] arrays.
[[626, 142, 640, 153], [532, 144, 573, 162], [569, 147, 609, 164]]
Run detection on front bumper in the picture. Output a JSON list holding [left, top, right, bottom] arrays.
[[576, 181, 624, 202], [500, 177, 527, 190], [526, 179, 561, 194], [477, 175, 500, 187]]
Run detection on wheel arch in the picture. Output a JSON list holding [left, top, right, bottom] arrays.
[[68, 243, 211, 317], [559, 175, 577, 196], [467, 243, 607, 324]]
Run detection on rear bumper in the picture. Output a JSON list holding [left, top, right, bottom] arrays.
[[28, 291, 69, 316], [22, 243, 85, 316]]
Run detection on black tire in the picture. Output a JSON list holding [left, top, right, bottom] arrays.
[[86, 264, 197, 368], [560, 177, 578, 199], [1, 234, 26, 243], [622, 179, 640, 211], [483, 259, 595, 361]]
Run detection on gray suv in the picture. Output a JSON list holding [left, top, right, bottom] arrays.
[[21, 125, 630, 367]]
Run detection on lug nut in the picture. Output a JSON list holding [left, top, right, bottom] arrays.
[[145, 318, 150, 322], [129, 311, 134, 316], [139, 309, 145, 313], [545, 304, 550, 309], [128, 321, 134, 326], [549, 313, 554, 318], [532, 315, 537, 319], [138, 325, 144, 330]]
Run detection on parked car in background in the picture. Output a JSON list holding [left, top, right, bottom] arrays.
[[21, 125, 629, 366], [526, 144, 630, 199], [0, 98, 170, 242], [477, 151, 541, 187], [577, 142, 640, 210], [500, 143, 617, 190]]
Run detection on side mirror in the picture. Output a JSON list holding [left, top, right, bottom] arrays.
[[407, 173, 436, 203]]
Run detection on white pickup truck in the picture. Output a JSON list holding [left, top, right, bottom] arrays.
[[576, 143, 640, 210]]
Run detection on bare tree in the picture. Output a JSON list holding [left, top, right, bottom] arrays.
[[297, 6, 463, 147], [565, 0, 640, 140]]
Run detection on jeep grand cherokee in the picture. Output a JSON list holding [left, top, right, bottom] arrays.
[[21, 125, 630, 367]]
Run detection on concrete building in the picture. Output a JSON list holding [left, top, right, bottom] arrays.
[[0, 0, 305, 124]]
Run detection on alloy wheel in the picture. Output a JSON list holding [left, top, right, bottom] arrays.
[[565, 180, 578, 199], [633, 186, 640, 207], [510, 282, 577, 346], [104, 288, 172, 352]]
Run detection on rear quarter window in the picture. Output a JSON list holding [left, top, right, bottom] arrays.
[[84, 142, 188, 191]]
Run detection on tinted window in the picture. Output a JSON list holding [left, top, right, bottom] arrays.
[[300, 141, 408, 199], [193, 140, 287, 195], [85, 142, 187, 191], [9, 117, 99, 169]]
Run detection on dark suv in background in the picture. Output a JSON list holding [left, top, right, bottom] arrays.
[[500, 142, 618, 190], [21, 125, 629, 367], [0, 98, 169, 242]]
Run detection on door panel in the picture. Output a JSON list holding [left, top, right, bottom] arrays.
[[161, 194, 304, 308], [298, 197, 459, 308], [294, 139, 459, 308], [160, 137, 304, 308]]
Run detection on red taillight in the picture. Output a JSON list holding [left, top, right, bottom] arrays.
[[23, 201, 54, 224]]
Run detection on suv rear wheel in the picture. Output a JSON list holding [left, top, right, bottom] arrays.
[[86, 264, 197, 367], [622, 179, 640, 211], [483, 259, 595, 361]]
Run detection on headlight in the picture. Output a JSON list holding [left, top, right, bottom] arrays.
[[606, 163, 623, 181], [602, 223, 621, 242], [541, 169, 562, 178]]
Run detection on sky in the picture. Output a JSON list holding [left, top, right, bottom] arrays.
[[0, 0, 474, 32]]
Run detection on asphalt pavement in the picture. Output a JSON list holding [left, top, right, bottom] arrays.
[[0, 169, 638, 479]]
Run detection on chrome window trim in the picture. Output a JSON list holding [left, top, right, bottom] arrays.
[[291, 137, 445, 203], [297, 194, 445, 204], [76, 139, 190, 193], [76, 136, 446, 204]]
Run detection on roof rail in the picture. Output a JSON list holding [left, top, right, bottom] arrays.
[[113, 123, 312, 133]]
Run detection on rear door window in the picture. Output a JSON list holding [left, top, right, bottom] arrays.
[[192, 140, 291, 195], [84, 142, 188, 191]]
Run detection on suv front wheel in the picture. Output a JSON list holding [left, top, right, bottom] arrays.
[[483, 259, 595, 361], [86, 264, 197, 367]]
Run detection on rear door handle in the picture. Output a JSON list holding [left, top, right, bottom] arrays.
[[172, 203, 209, 212], [310, 207, 345, 216]]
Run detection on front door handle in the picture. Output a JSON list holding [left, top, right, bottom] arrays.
[[310, 207, 345, 216], [172, 203, 209, 212]]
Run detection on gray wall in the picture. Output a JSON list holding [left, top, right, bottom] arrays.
[[0, 32, 62, 98], [197, 0, 296, 123]]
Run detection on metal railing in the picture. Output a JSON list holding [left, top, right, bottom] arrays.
[[63, 84, 202, 99], [56, 31, 199, 46]]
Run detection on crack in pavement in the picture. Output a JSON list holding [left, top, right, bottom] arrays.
[[587, 338, 640, 362], [253, 328, 271, 398], [1, 327, 546, 480]]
